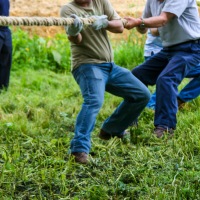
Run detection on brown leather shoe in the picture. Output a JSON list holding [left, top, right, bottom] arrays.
[[99, 129, 126, 140], [154, 126, 174, 138], [71, 152, 88, 164]]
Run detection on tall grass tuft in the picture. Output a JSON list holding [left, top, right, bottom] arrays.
[[113, 30, 145, 69]]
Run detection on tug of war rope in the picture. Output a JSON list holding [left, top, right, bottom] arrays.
[[0, 16, 96, 26], [0, 16, 127, 27]]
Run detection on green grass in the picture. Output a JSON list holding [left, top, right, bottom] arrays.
[[0, 29, 199, 199]]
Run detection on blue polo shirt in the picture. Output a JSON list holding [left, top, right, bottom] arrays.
[[0, 0, 10, 30]]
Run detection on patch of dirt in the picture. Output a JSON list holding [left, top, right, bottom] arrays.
[[10, 0, 145, 37]]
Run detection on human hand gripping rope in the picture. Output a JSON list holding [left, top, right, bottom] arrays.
[[66, 14, 83, 36]]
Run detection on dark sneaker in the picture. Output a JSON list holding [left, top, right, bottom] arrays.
[[154, 126, 174, 138], [99, 129, 126, 140], [71, 152, 88, 164]]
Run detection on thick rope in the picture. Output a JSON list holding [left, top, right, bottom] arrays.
[[0, 16, 96, 26], [0, 16, 127, 27]]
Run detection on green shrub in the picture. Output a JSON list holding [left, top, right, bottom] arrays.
[[12, 28, 71, 72], [12, 28, 145, 73]]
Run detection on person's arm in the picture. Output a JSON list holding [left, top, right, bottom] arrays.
[[60, 6, 83, 44], [140, 12, 176, 28], [65, 14, 83, 44], [106, 19, 124, 33], [91, 15, 123, 33], [124, 12, 176, 34]]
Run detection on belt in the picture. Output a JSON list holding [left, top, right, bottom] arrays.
[[183, 39, 200, 44], [167, 39, 200, 48]]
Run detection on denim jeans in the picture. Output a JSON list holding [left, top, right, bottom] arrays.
[[71, 62, 150, 153], [0, 29, 12, 90], [146, 92, 157, 110], [132, 41, 200, 129], [147, 75, 200, 110], [178, 67, 200, 102]]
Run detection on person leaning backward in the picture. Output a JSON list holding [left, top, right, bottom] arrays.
[[60, 0, 150, 164], [124, 0, 200, 138]]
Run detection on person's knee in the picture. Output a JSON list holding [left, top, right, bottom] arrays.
[[129, 87, 151, 104], [131, 66, 149, 85], [156, 77, 166, 91], [138, 83, 151, 102], [131, 67, 141, 79], [156, 75, 170, 86], [142, 88, 151, 103], [84, 95, 104, 110]]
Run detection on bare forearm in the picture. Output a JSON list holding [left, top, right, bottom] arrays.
[[141, 15, 168, 28], [106, 19, 124, 33], [124, 12, 175, 33], [136, 16, 166, 34]]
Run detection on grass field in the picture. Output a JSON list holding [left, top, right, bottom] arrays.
[[1, 1, 200, 199], [0, 27, 199, 199]]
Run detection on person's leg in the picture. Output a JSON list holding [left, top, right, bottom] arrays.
[[155, 45, 200, 129], [101, 63, 151, 135], [132, 51, 169, 114], [132, 46, 200, 136], [71, 63, 110, 154], [147, 66, 200, 110], [144, 54, 157, 110], [178, 64, 200, 102], [178, 77, 200, 102], [146, 92, 156, 110], [132, 50, 169, 86], [0, 30, 12, 90]]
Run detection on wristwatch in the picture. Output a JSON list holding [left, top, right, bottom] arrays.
[[139, 17, 146, 29]]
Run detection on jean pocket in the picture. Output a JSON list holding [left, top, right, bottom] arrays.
[[80, 64, 103, 80], [90, 66, 103, 80]]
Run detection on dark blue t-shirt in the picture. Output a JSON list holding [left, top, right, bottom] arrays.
[[0, 0, 10, 30]]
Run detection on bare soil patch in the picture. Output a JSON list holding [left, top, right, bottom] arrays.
[[10, 0, 145, 37]]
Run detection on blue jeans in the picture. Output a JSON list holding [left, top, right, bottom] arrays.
[[0, 29, 12, 90], [146, 92, 157, 110], [178, 68, 200, 102], [132, 41, 200, 129], [71, 62, 150, 153]]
